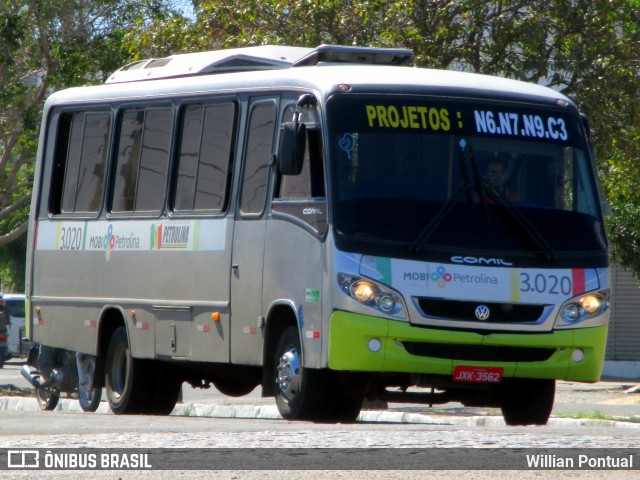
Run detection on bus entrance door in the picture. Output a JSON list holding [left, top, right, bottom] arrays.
[[230, 97, 278, 365]]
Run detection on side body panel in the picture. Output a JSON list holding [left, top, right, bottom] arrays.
[[31, 219, 232, 362]]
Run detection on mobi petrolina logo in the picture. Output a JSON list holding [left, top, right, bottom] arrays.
[[87, 224, 141, 260], [151, 223, 190, 250], [431, 266, 453, 288], [88, 224, 141, 251]]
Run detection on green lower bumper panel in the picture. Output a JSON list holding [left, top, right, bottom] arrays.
[[327, 311, 607, 382]]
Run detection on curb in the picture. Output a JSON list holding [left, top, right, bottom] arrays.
[[2, 396, 640, 428]]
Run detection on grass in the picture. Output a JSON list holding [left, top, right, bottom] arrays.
[[180, 405, 195, 417], [553, 410, 640, 423], [0, 384, 35, 397]]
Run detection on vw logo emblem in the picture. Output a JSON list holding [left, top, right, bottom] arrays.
[[475, 305, 490, 321]]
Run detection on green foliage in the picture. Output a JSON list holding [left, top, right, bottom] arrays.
[[0, 0, 182, 289]]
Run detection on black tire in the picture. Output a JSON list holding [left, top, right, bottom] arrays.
[[213, 378, 258, 397], [105, 326, 152, 414], [36, 388, 60, 411], [274, 326, 327, 421], [79, 387, 102, 412], [144, 362, 182, 415], [321, 377, 364, 423], [78, 354, 102, 412], [27, 345, 39, 368], [500, 378, 555, 426]]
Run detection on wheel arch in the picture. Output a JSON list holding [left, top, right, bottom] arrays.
[[261, 301, 299, 396]]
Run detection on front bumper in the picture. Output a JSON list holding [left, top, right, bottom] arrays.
[[328, 311, 607, 382]]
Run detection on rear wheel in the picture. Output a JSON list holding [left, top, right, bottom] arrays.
[[79, 385, 102, 412], [36, 388, 59, 411], [78, 355, 102, 412], [105, 326, 152, 414], [214, 378, 258, 397], [145, 362, 182, 415], [500, 378, 555, 426], [320, 381, 363, 423]]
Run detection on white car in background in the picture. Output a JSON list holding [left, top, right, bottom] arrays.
[[3, 294, 28, 359]]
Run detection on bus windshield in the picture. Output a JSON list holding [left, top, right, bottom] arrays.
[[328, 95, 607, 265]]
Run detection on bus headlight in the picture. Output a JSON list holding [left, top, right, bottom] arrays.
[[580, 294, 605, 315], [376, 293, 396, 314], [353, 282, 375, 303], [557, 290, 609, 326], [338, 273, 407, 319]]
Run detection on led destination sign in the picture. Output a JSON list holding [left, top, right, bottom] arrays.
[[355, 98, 579, 145]]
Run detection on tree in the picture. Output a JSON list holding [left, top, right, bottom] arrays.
[[0, 0, 182, 290]]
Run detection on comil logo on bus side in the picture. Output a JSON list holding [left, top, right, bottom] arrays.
[[302, 208, 323, 215]]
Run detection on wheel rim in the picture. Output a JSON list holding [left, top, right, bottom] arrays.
[[276, 346, 301, 403], [36, 388, 49, 405], [36, 387, 58, 410]]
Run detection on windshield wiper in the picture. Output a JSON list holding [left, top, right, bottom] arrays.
[[410, 138, 556, 261], [482, 181, 556, 261], [463, 138, 555, 261], [410, 139, 474, 252], [466, 139, 491, 225]]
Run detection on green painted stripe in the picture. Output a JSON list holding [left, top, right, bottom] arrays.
[[377, 257, 392, 286]]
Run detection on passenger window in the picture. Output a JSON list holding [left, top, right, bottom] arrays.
[[112, 109, 143, 212], [112, 106, 172, 213], [174, 102, 237, 212], [240, 101, 277, 216], [52, 111, 111, 215]]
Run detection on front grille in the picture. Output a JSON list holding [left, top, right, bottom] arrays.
[[416, 297, 546, 323], [402, 342, 556, 362]]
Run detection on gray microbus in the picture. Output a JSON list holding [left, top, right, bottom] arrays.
[[25, 45, 609, 424]]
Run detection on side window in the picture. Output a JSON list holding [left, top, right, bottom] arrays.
[[277, 128, 325, 199], [51, 111, 110, 215], [276, 104, 324, 200], [111, 106, 172, 213], [174, 102, 237, 213], [112, 109, 143, 212], [240, 100, 277, 216]]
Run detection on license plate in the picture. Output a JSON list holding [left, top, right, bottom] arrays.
[[452, 366, 503, 383]]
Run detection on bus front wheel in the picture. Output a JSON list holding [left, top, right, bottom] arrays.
[[500, 378, 555, 426], [274, 327, 327, 421]]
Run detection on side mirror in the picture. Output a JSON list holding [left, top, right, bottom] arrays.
[[278, 121, 306, 175]]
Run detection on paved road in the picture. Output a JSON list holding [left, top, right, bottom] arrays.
[[2, 360, 640, 424], [2, 360, 640, 479]]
